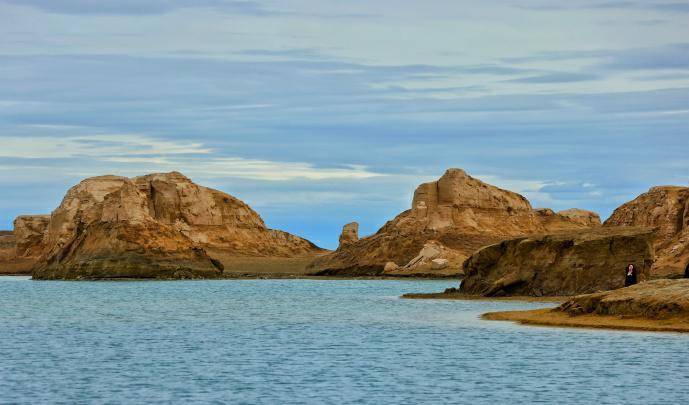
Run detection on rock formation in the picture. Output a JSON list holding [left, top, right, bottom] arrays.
[[0, 231, 18, 274], [557, 279, 689, 319], [604, 186, 689, 278], [29, 172, 322, 279], [338, 222, 359, 248], [459, 227, 655, 297], [557, 209, 601, 227], [0, 216, 50, 274], [308, 168, 600, 277], [13, 215, 50, 258]]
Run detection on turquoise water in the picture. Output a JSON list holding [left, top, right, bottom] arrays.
[[1, 277, 688, 404]]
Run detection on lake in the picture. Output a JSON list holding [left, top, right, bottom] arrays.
[[1, 276, 687, 404]]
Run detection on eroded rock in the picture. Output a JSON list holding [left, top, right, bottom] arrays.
[[557, 279, 689, 319], [30, 171, 322, 279], [309, 168, 599, 277], [459, 227, 655, 297], [604, 186, 689, 278], [338, 222, 359, 248]]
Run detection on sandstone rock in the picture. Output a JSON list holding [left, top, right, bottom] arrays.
[[604, 186, 689, 278], [383, 261, 399, 272], [557, 279, 689, 319], [0, 231, 21, 274], [403, 241, 442, 269], [459, 227, 655, 297], [338, 222, 359, 248], [309, 168, 599, 277], [431, 258, 449, 270], [557, 209, 602, 227], [13, 215, 50, 257], [31, 171, 322, 279], [0, 216, 50, 274]]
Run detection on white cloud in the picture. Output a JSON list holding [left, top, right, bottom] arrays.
[[0, 135, 211, 158], [0, 134, 383, 181]]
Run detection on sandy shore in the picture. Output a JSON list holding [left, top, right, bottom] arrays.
[[482, 308, 689, 333]]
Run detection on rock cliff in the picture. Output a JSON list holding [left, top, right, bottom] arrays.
[[308, 168, 600, 276], [604, 186, 689, 278], [30, 172, 322, 279], [0, 216, 50, 274], [459, 227, 655, 296]]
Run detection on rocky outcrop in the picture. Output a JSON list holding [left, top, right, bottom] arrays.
[[30, 171, 322, 279], [0, 231, 21, 274], [604, 186, 689, 278], [13, 215, 50, 258], [459, 227, 655, 297], [338, 222, 359, 248], [558, 279, 689, 319], [557, 209, 601, 227], [0, 216, 50, 274], [308, 168, 599, 277]]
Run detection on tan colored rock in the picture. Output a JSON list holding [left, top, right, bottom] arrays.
[[338, 222, 359, 248], [383, 261, 399, 272], [459, 227, 655, 297], [604, 186, 689, 278], [13, 215, 50, 258], [558, 279, 689, 319], [309, 168, 599, 277], [31, 171, 322, 279], [0, 216, 50, 274], [431, 258, 449, 270], [403, 241, 442, 269], [557, 209, 602, 227]]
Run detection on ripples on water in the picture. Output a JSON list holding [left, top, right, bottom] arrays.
[[1, 276, 688, 404]]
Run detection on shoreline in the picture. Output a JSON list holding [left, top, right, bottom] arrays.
[[401, 291, 566, 303], [2, 274, 460, 281], [482, 308, 689, 333]]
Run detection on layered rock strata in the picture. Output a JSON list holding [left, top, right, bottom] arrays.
[[309, 168, 600, 277], [459, 227, 655, 296]]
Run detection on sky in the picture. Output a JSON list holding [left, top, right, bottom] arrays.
[[0, 0, 688, 249]]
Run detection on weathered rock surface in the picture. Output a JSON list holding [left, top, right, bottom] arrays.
[[13, 215, 50, 258], [31, 171, 322, 279], [604, 186, 689, 278], [558, 279, 689, 319], [459, 227, 655, 297], [338, 222, 359, 248], [0, 216, 50, 274], [557, 209, 601, 227], [0, 231, 22, 274], [308, 168, 598, 277]]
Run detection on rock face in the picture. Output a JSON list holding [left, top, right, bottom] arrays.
[[558, 279, 689, 319], [0, 216, 50, 274], [557, 209, 602, 227], [338, 222, 359, 248], [459, 227, 655, 297], [604, 186, 689, 278], [30, 172, 322, 279], [308, 168, 599, 277], [13, 215, 50, 258], [0, 231, 19, 274]]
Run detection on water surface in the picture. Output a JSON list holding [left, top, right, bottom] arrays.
[[1, 277, 687, 404]]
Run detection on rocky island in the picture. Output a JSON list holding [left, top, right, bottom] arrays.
[[308, 168, 599, 277], [6, 172, 324, 279]]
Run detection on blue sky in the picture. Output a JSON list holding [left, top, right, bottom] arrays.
[[1, 0, 688, 249]]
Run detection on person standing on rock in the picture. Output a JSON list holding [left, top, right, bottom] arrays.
[[624, 264, 638, 287]]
